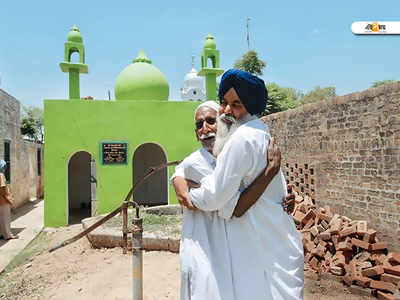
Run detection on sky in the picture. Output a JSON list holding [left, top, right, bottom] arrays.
[[1, 0, 399, 108]]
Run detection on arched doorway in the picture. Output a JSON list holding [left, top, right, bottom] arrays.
[[68, 151, 97, 224], [132, 143, 168, 206]]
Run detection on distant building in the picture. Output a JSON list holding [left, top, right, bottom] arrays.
[[0, 89, 44, 207], [180, 56, 206, 101]]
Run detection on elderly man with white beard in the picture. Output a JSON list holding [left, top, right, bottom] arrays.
[[178, 69, 304, 300], [172, 100, 296, 300]]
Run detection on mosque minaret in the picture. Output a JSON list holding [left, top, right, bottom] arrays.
[[180, 56, 206, 101]]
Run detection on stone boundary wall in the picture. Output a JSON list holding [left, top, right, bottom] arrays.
[[0, 89, 44, 207], [261, 83, 400, 251]]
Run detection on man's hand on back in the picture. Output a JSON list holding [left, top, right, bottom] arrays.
[[282, 185, 295, 215], [265, 137, 281, 178]]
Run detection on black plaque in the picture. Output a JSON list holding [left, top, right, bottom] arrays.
[[101, 142, 128, 165]]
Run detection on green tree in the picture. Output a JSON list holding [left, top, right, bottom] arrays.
[[20, 106, 44, 143], [371, 79, 398, 88], [263, 83, 301, 115], [299, 86, 336, 105], [233, 50, 266, 75]]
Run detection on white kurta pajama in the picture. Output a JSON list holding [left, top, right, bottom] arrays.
[[172, 148, 235, 300], [190, 118, 304, 300]]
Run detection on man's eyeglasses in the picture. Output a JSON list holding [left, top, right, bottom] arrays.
[[195, 117, 216, 130]]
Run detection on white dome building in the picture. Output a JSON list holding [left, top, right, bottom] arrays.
[[181, 57, 206, 101]]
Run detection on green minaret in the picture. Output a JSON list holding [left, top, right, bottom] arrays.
[[198, 34, 224, 100], [59, 25, 88, 100]]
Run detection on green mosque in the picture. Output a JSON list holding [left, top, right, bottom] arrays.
[[44, 26, 224, 227]]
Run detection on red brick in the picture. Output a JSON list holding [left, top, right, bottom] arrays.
[[337, 241, 353, 252], [332, 253, 346, 268], [388, 252, 400, 264], [331, 235, 339, 248], [373, 253, 389, 266], [342, 216, 352, 222], [327, 242, 335, 254], [329, 215, 342, 235], [318, 211, 332, 223], [370, 279, 397, 293], [317, 224, 325, 233], [339, 225, 357, 238], [301, 209, 316, 225], [343, 273, 353, 286], [356, 220, 368, 235], [351, 238, 370, 250], [381, 273, 400, 286], [376, 291, 396, 300], [354, 276, 371, 288], [370, 242, 388, 251], [363, 229, 377, 243], [310, 257, 319, 271], [304, 241, 315, 253], [345, 261, 362, 279], [361, 265, 384, 277], [303, 218, 314, 230], [310, 226, 319, 237], [301, 231, 312, 242], [321, 220, 329, 230], [293, 210, 305, 224], [383, 265, 400, 276], [312, 244, 325, 258]]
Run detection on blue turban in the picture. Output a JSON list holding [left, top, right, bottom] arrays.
[[218, 69, 268, 115]]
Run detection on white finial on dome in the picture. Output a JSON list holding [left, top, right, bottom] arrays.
[[181, 56, 206, 101]]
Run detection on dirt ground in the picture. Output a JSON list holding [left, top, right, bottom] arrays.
[[0, 225, 373, 300]]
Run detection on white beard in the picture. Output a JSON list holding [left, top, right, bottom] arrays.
[[212, 113, 255, 157]]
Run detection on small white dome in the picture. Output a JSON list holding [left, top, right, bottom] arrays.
[[182, 67, 206, 101], [183, 68, 204, 89]]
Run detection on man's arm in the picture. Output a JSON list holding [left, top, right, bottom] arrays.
[[172, 176, 198, 211], [190, 136, 253, 211], [232, 137, 281, 217]]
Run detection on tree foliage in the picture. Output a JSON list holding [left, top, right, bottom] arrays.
[[371, 79, 398, 88], [20, 106, 44, 143], [233, 50, 266, 76], [263, 83, 301, 115], [299, 86, 336, 105]]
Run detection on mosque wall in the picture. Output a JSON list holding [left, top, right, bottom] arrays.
[[44, 99, 200, 227], [262, 82, 400, 251], [0, 89, 44, 207]]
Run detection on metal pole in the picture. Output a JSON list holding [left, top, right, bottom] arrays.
[[122, 203, 128, 254], [132, 216, 143, 300]]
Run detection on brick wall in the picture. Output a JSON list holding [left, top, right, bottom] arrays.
[[0, 89, 44, 207], [262, 83, 400, 251]]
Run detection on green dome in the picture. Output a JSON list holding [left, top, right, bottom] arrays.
[[67, 25, 83, 43], [115, 51, 169, 101], [203, 34, 216, 49]]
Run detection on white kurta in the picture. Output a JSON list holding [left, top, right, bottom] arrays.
[[190, 118, 304, 300], [172, 148, 235, 300]]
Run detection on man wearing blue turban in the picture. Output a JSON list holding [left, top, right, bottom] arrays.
[[180, 69, 304, 299]]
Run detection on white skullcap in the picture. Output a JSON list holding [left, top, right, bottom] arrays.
[[194, 101, 220, 121]]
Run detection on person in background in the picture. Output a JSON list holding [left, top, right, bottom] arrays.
[[0, 159, 18, 240]]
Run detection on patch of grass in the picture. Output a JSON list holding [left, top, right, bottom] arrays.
[[2, 230, 49, 274], [103, 209, 183, 238]]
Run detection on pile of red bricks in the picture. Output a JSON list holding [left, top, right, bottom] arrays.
[[292, 194, 400, 299]]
